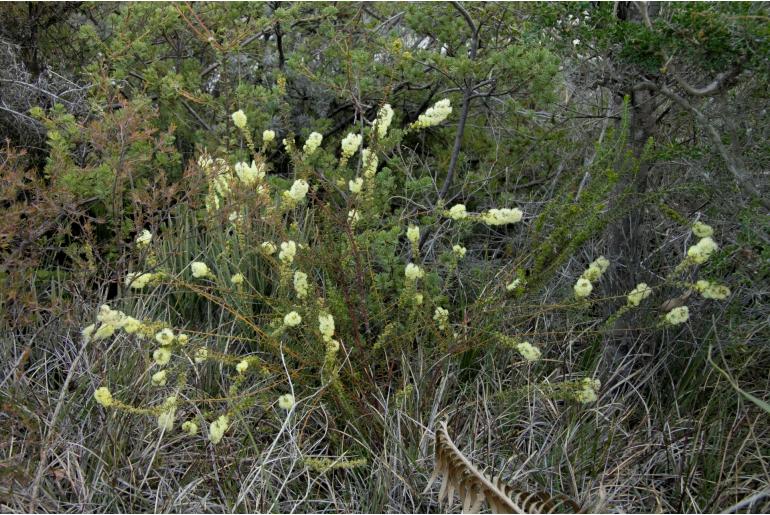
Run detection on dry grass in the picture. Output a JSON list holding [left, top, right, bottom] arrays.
[[2, 283, 768, 513]]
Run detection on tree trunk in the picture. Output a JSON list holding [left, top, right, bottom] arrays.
[[603, 88, 657, 364]]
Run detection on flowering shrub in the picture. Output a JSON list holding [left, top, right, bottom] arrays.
[[86, 102, 731, 450]]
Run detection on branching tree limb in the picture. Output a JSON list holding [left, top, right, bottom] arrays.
[[634, 1, 747, 98], [437, 1, 479, 201], [634, 81, 769, 211]]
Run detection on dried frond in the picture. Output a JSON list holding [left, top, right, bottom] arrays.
[[424, 421, 582, 514]]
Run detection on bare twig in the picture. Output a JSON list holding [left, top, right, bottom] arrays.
[[438, 1, 480, 200]]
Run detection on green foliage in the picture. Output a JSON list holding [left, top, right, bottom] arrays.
[[529, 107, 632, 286], [1, 3, 768, 513]]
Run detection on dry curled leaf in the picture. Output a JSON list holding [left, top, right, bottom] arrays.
[[424, 421, 581, 514], [659, 289, 692, 312]]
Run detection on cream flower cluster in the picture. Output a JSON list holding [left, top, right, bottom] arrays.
[[405, 263, 424, 281], [411, 98, 452, 129], [665, 306, 689, 325], [687, 237, 718, 264], [94, 386, 113, 407], [261, 241, 277, 255], [191, 261, 210, 278], [125, 271, 159, 289], [198, 151, 233, 204], [341, 132, 362, 158], [234, 160, 265, 186], [97, 304, 126, 328], [695, 280, 731, 300], [575, 378, 600, 403], [574, 256, 609, 299], [452, 245, 466, 259], [407, 225, 420, 244], [209, 414, 229, 444], [157, 396, 177, 431], [433, 307, 449, 330], [278, 394, 295, 410], [263, 129, 275, 143], [135, 229, 152, 247], [284, 179, 309, 203], [228, 211, 243, 225], [516, 341, 541, 362], [447, 204, 468, 220], [303, 132, 323, 154], [445, 204, 523, 226], [231, 109, 247, 129], [199, 154, 233, 210], [375, 104, 394, 139], [211, 164, 232, 198], [198, 154, 213, 170], [182, 421, 198, 435], [83, 304, 143, 343], [155, 328, 175, 346], [506, 278, 521, 291], [573, 278, 593, 299], [692, 221, 713, 238], [580, 256, 610, 282], [148, 328, 189, 368], [284, 311, 302, 327], [318, 313, 335, 342], [236, 359, 249, 373], [153, 347, 171, 366], [362, 148, 378, 178], [627, 283, 653, 307], [231, 273, 244, 285], [123, 318, 142, 334], [480, 208, 523, 226], [151, 370, 167, 386], [279, 241, 297, 264], [97, 304, 122, 324], [294, 271, 309, 299], [192, 347, 207, 364], [348, 177, 363, 193], [325, 337, 340, 355]]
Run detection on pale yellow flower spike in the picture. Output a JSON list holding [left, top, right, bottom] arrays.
[[284, 311, 302, 327], [153, 347, 171, 366], [516, 341, 542, 362], [406, 225, 420, 244], [318, 313, 335, 341], [191, 261, 210, 278], [182, 421, 199, 436], [405, 263, 424, 281], [209, 415, 229, 444], [94, 387, 113, 407], [574, 278, 593, 298], [627, 283, 652, 307], [665, 306, 690, 325], [232, 110, 247, 129], [151, 370, 168, 386], [447, 204, 468, 220], [278, 394, 295, 410], [692, 221, 713, 238], [135, 229, 152, 247]]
